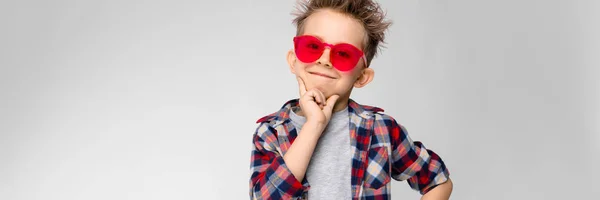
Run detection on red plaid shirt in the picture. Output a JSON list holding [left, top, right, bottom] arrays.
[[249, 99, 450, 199]]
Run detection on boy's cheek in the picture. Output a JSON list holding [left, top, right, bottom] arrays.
[[295, 64, 313, 80], [292, 62, 307, 75]]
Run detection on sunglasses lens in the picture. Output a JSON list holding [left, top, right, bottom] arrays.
[[331, 44, 361, 71], [294, 36, 323, 63], [294, 35, 364, 71]]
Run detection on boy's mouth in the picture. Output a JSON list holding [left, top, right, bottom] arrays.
[[309, 72, 335, 79]]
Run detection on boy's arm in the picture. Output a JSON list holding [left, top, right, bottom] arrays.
[[282, 121, 325, 182], [249, 123, 311, 199], [283, 76, 339, 183], [384, 116, 451, 197], [249, 77, 339, 199], [249, 120, 332, 200]]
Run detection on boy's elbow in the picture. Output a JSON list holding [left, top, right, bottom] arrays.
[[445, 178, 453, 193], [421, 178, 453, 200], [439, 178, 453, 195], [443, 178, 453, 191]]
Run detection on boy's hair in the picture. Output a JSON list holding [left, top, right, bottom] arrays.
[[292, 0, 392, 67]]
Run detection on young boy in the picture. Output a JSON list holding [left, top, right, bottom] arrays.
[[249, 0, 452, 199]]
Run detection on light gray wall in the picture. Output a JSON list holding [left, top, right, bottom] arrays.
[[0, 0, 598, 199]]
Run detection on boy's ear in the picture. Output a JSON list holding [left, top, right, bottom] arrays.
[[287, 50, 297, 75], [354, 68, 374, 88]]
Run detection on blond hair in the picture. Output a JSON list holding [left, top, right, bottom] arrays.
[[292, 0, 392, 66]]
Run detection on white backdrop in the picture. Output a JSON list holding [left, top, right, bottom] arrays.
[[1, 0, 598, 199]]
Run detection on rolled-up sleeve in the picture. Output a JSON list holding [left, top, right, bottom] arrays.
[[385, 117, 450, 195], [249, 123, 310, 199]]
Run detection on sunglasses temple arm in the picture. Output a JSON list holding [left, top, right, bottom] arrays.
[[362, 55, 368, 67]]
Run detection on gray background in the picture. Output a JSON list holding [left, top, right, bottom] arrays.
[[1, 0, 598, 199]]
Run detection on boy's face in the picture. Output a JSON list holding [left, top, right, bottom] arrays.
[[287, 9, 374, 100]]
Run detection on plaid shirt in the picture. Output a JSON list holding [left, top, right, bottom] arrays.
[[249, 99, 450, 200]]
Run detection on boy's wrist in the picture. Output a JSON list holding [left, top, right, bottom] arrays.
[[303, 120, 327, 133]]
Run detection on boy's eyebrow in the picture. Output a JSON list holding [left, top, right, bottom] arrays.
[[304, 34, 358, 46], [305, 34, 325, 41], [301, 31, 366, 50], [303, 34, 329, 43]]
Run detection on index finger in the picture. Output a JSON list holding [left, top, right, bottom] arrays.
[[296, 76, 307, 96]]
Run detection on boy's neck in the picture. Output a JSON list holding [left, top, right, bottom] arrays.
[[332, 97, 350, 113]]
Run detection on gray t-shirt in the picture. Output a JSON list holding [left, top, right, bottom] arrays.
[[289, 106, 352, 199]]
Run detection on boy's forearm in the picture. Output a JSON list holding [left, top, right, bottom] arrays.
[[421, 178, 453, 200], [282, 121, 325, 182]]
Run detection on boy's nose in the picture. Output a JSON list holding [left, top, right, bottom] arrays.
[[316, 48, 333, 69]]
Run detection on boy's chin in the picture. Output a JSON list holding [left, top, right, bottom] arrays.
[[311, 86, 332, 97], [306, 83, 349, 99], [322, 91, 346, 100]]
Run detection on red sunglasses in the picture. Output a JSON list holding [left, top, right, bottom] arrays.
[[293, 35, 367, 72]]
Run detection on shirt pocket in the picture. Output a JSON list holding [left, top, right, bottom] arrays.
[[364, 146, 391, 189]]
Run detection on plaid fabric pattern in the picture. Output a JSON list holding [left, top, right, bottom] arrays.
[[250, 99, 450, 200]]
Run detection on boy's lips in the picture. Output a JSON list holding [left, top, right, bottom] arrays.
[[309, 72, 336, 79]]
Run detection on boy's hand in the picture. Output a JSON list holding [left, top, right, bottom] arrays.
[[296, 76, 340, 128]]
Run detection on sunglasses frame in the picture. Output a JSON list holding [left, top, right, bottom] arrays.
[[293, 35, 368, 71]]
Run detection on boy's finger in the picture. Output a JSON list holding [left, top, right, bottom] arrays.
[[305, 90, 320, 106], [296, 76, 307, 96], [315, 90, 326, 106], [325, 95, 340, 110], [313, 90, 324, 105]]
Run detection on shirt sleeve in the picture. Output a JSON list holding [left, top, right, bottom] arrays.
[[249, 123, 310, 199], [386, 116, 450, 195]]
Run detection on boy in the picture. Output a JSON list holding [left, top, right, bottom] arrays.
[[249, 0, 452, 199]]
